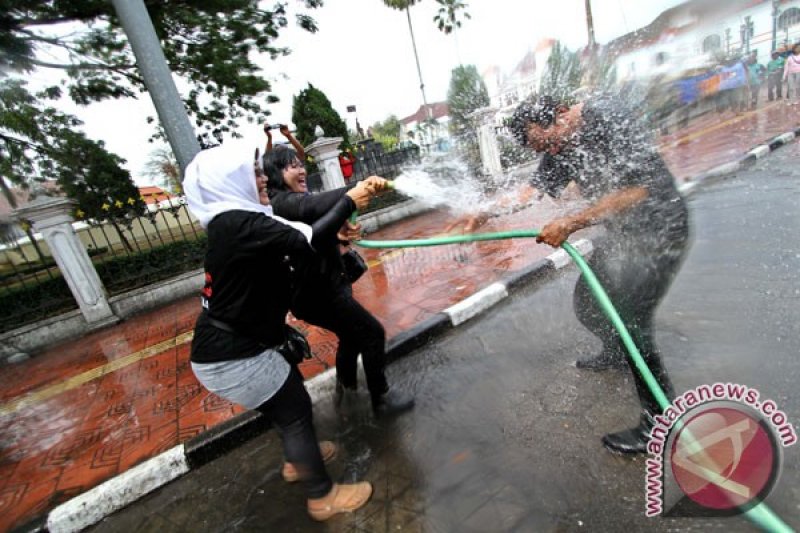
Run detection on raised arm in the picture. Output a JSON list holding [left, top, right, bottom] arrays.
[[280, 125, 305, 161], [263, 124, 273, 153]]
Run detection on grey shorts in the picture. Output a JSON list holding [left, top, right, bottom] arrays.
[[191, 349, 291, 409]]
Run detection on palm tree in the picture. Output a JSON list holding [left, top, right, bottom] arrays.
[[382, 0, 431, 119], [383, 0, 471, 120], [382, 0, 472, 118], [433, 0, 471, 65], [433, 0, 471, 35]]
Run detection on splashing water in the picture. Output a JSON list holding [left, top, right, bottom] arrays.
[[391, 151, 557, 219], [391, 154, 486, 215]]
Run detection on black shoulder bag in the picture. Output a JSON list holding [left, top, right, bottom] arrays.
[[341, 248, 368, 283]]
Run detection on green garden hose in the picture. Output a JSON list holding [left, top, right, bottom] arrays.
[[356, 229, 793, 533]]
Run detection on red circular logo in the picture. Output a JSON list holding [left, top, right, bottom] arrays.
[[670, 406, 779, 511]]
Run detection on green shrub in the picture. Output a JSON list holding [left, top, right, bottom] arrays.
[[97, 237, 207, 294], [0, 275, 76, 332], [0, 237, 208, 332]]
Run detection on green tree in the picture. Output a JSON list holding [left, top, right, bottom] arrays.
[[0, 79, 145, 250], [291, 84, 349, 150], [446, 64, 488, 171], [369, 115, 402, 149], [539, 41, 584, 103], [1, 0, 322, 140], [447, 64, 489, 134], [370, 115, 403, 142]]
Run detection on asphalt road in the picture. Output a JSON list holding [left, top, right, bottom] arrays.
[[89, 142, 800, 532]]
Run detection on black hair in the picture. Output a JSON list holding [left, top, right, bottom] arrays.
[[262, 146, 298, 198], [509, 95, 560, 146]]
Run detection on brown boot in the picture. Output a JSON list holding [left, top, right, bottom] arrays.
[[282, 440, 337, 483], [307, 482, 373, 521]]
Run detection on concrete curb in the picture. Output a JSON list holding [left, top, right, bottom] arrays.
[[677, 126, 800, 195], [30, 126, 800, 533]]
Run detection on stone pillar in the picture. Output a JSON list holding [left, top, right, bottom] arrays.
[[470, 107, 502, 177], [15, 197, 118, 328], [306, 136, 345, 191]]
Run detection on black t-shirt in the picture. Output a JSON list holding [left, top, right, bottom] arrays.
[[531, 95, 688, 235], [190, 210, 314, 363]]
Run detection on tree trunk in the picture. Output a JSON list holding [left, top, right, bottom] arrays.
[[405, 6, 432, 120], [111, 220, 135, 253]]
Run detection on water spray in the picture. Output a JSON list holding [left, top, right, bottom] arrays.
[[354, 228, 792, 532]]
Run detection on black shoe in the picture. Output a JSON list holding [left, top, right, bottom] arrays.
[[602, 413, 654, 455], [371, 389, 415, 418], [575, 351, 627, 371]]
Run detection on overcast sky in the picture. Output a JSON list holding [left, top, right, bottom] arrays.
[[25, 0, 688, 185]]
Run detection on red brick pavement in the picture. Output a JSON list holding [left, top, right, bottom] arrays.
[[1, 102, 798, 531]]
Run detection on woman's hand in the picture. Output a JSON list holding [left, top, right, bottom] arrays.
[[279, 124, 291, 137], [346, 181, 373, 210], [337, 220, 362, 242], [363, 175, 389, 193]]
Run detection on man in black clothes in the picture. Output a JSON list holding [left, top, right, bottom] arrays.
[[508, 94, 691, 454]]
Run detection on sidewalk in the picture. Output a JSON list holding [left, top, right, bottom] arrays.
[[1, 102, 799, 532]]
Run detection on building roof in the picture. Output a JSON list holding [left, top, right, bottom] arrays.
[[535, 38, 557, 53], [400, 102, 450, 125], [607, 0, 769, 56], [138, 186, 175, 205], [513, 50, 537, 76]]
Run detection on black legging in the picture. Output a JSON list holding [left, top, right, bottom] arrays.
[[255, 367, 332, 498], [295, 288, 389, 397], [573, 223, 689, 415]]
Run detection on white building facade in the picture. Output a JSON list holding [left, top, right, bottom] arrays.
[[613, 0, 800, 83]]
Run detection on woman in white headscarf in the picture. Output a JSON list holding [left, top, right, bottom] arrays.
[[184, 140, 376, 521]]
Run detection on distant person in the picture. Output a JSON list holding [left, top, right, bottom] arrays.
[[184, 141, 375, 521], [510, 94, 690, 454], [746, 51, 766, 109], [767, 50, 786, 101], [784, 44, 800, 104], [339, 150, 356, 181]]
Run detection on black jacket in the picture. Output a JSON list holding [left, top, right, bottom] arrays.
[[191, 195, 354, 363], [270, 189, 353, 318]]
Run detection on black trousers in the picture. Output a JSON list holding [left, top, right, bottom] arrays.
[[255, 367, 332, 498], [295, 288, 389, 398], [573, 222, 689, 416]]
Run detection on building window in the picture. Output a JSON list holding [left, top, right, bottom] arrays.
[[778, 7, 800, 30], [702, 34, 722, 53]]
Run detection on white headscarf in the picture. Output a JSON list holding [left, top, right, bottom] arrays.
[[183, 140, 311, 242]]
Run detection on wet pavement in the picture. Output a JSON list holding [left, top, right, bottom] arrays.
[[88, 142, 800, 532], [660, 98, 799, 182], [0, 102, 798, 531]]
